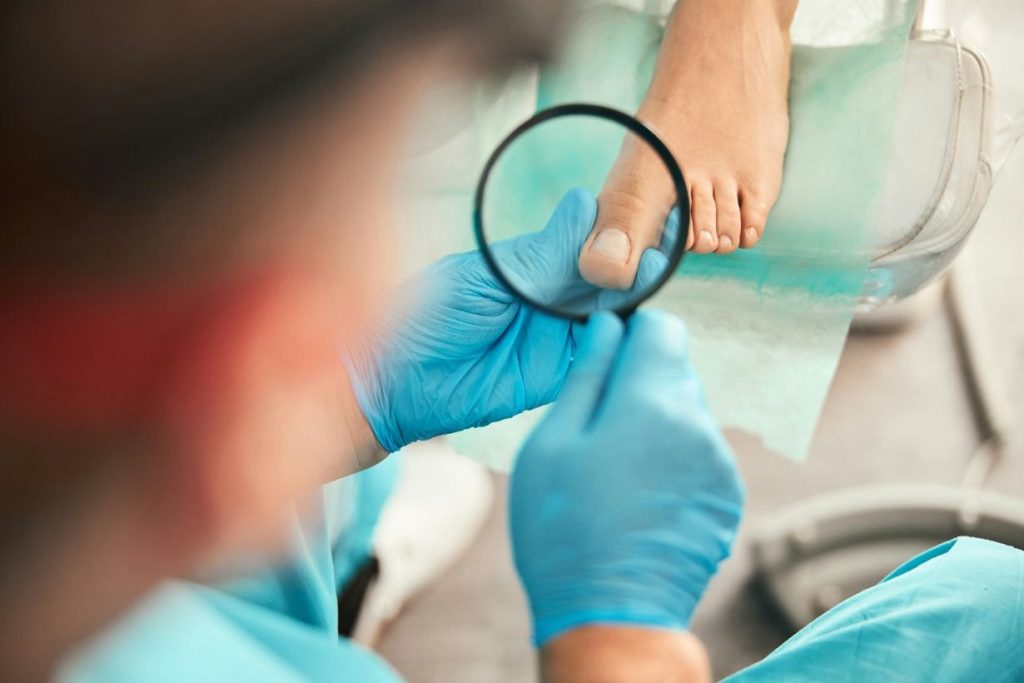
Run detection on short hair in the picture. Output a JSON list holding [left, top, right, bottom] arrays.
[[0, 0, 568, 277]]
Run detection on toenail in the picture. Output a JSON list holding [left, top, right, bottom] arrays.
[[745, 227, 759, 242], [719, 235, 734, 250], [698, 230, 715, 248], [589, 228, 631, 262]]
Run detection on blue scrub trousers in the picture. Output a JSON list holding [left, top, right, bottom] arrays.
[[727, 536, 1024, 682]]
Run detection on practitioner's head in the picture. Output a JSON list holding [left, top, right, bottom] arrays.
[[0, 0, 566, 676]]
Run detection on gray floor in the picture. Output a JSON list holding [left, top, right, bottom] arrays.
[[378, 136, 1024, 682]]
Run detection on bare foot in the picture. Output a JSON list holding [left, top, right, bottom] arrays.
[[579, 0, 796, 289]]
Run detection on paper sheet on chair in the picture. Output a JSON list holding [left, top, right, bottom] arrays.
[[393, 0, 922, 468]]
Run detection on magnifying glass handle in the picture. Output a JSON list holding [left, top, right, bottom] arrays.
[[616, 306, 637, 322], [581, 307, 637, 323]]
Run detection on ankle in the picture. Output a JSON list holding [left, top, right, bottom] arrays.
[[771, 0, 801, 31], [676, 0, 797, 33]]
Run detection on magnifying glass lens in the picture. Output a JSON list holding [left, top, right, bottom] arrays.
[[475, 108, 687, 320]]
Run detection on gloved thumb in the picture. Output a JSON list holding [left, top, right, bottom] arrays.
[[492, 188, 597, 303], [544, 312, 623, 431]]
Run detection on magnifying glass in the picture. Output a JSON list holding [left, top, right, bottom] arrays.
[[473, 103, 690, 321]]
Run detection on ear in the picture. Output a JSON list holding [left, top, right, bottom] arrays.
[[153, 265, 351, 563]]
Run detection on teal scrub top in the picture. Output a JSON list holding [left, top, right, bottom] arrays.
[[59, 457, 403, 683]]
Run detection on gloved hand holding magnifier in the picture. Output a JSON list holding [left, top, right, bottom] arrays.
[[474, 103, 690, 321]]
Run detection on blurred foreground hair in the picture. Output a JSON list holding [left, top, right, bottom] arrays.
[[0, 0, 569, 277]]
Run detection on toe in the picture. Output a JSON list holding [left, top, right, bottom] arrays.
[[689, 181, 718, 254], [583, 185, 666, 291], [739, 187, 771, 249], [714, 181, 742, 254]]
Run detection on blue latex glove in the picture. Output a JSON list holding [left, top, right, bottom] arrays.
[[509, 311, 745, 646], [347, 189, 672, 453]]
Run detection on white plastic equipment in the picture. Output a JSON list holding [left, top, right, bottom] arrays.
[[864, 32, 994, 307], [754, 24, 1024, 632]]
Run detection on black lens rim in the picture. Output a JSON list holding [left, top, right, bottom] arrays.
[[473, 103, 690, 322]]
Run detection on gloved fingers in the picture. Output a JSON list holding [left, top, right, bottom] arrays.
[[662, 206, 685, 259], [636, 248, 670, 293], [537, 188, 600, 303], [595, 247, 668, 311], [593, 310, 693, 422], [545, 187, 600, 259], [492, 189, 598, 304], [544, 312, 624, 431], [516, 310, 577, 407], [495, 188, 597, 277]]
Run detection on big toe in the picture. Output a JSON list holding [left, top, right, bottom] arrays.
[[579, 227, 634, 289], [582, 182, 672, 290]]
